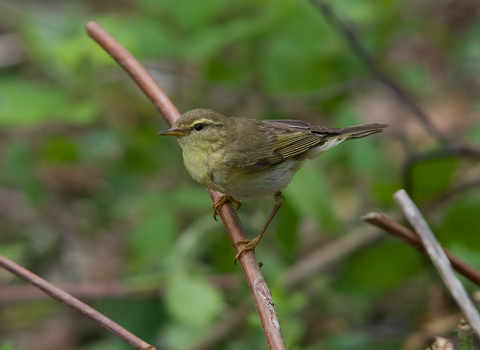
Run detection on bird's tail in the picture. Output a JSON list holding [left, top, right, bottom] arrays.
[[305, 123, 389, 157], [338, 124, 390, 139], [312, 124, 390, 140]]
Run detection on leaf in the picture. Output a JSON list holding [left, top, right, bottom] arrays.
[[0, 342, 16, 350], [439, 193, 480, 247], [276, 199, 300, 257], [410, 157, 458, 202], [284, 163, 340, 231], [1, 141, 44, 202], [340, 241, 423, 292], [43, 137, 79, 163], [166, 272, 223, 326], [128, 213, 176, 271], [0, 77, 98, 127], [259, 1, 363, 93]]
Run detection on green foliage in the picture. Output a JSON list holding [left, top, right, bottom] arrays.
[[276, 199, 300, 257], [166, 272, 223, 326], [128, 212, 176, 271], [340, 241, 424, 292], [0, 77, 98, 126], [410, 157, 458, 202], [95, 299, 165, 345], [284, 163, 340, 231], [438, 192, 480, 248], [308, 332, 402, 350], [0, 343, 16, 350]]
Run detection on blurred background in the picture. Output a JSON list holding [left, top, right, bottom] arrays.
[[0, 0, 480, 349]]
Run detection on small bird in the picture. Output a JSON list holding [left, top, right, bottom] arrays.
[[158, 108, 389, 262]]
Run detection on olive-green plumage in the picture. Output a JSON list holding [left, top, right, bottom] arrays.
[[158, 108, 389, 261]]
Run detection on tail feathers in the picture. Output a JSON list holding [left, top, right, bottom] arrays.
[[312, 124, 390, 140], [339, 124, 390, 139]]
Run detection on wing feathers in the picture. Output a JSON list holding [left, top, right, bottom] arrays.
[[228, 119, 389, 170]]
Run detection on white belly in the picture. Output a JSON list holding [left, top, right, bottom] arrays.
[[210, 158, 305, 201]]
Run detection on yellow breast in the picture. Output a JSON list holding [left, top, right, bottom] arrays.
[[178, 137, 222, 189]]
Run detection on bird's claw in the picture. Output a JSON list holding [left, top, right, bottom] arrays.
[[211, 195, 242, 221], [233, 237, 260, 265]]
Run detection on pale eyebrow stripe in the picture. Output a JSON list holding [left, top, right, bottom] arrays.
[[187, 118, 222, 128]]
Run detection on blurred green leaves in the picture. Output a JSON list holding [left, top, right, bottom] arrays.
[[341, 241, 424, 292], [128, 213, 176, 271], [284, 163, 340, 231], [166, 272, 223, 326], [0, 343, 16, 350], [410, 157, 458, 202], [0, 77, 98, 126]]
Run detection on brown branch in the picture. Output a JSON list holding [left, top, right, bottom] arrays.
[[362, 212, 480, 287], [0, 274, 240, 302], [85, 22, 180, 126], [86, 21, 286, 350], [394, 190, 480, 339], [0, 254, 155, 350], [0, 282, 130, 302]]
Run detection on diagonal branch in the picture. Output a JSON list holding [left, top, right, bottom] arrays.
[[394, 189, 480, 339], [362, 212, 480, 287], [85, 21, 286, 350], [0, 254, 155, 350]]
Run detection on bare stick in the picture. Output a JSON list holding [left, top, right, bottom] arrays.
[[0, 254, 155, 350], [310, 0, 450, 145], [0, 274, 240, 302], [394, 189, 480, 339], [85, 21, 180, 126], [86, 21, 286, 350], [362, 212, 480, 287]]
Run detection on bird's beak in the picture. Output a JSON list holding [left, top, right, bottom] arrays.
[[157, 127, 186, 137]]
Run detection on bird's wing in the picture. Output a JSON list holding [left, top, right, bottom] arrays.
[[226, 119, 324, 170], [225, 119, 388, 170], [261, 120, 324, 161]]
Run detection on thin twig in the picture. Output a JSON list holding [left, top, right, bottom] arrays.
[[394, 189, 480, 340], [310, 0, 451, 145], [362, 212, 480, 287], [86, 21, 286, 350], [0, 274, 240, 302], [0, 254, 155, 350]]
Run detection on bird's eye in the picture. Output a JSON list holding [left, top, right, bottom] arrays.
[[194, 123, 204, 131]]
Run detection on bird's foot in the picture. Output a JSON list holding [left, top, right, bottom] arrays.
[[212, 195, 242, 221], [233, 236, 261, 264]]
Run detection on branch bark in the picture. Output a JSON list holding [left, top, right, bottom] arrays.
[[0, 254, 155, 350], [86, 21, 286, 350], [394, 189, 480, 340], [362, 212, 480, 287]]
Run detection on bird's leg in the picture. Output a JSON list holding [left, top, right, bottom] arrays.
[[212, 195, 242, 221], [234, 191, 285, 264]]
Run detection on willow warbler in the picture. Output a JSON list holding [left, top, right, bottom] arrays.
[[158, 108, 389, 262]]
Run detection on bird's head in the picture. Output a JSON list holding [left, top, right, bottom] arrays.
[[157, 108, 232, 152]]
